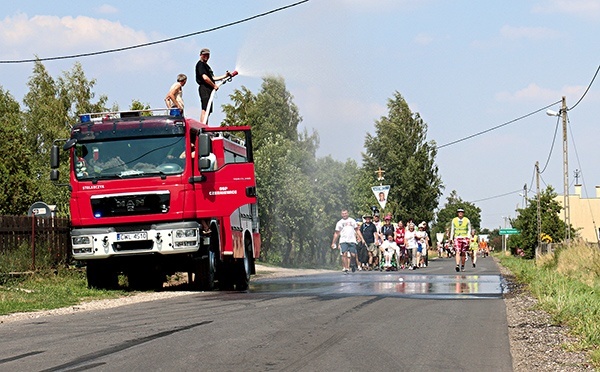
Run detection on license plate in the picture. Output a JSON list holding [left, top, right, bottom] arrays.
[[116, 232, 148, 241]]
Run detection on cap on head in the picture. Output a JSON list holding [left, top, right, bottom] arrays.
[[200, 48, 210, 55], [457, 208, 464, 213], [363, 214, 372, 219]]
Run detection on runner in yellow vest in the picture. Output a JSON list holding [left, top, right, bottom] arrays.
[[449, 208, 471, 272], [469, 229, 479, 269]]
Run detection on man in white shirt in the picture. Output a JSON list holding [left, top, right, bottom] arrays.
[[331, 209, 364, 273]]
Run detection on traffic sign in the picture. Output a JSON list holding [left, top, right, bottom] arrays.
[[499, 228, 520, 235]]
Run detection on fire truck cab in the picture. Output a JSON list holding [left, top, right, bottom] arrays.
[[50, 108, 260, 291]]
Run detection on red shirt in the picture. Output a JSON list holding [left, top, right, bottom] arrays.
[[395, 227, 405, 246]]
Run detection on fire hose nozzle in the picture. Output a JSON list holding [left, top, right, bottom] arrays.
[[229, 70, 238, 77]]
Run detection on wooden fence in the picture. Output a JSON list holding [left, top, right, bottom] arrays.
[[0, 215, 71, 269]]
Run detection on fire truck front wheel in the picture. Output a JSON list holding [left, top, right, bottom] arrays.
[[231, 235, 253, 291], [86, 261, 118, 290], [194, 249, 216, 291]]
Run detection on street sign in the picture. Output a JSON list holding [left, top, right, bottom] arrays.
[[499, 228, 520, 235]]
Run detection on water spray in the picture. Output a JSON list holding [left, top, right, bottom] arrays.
[[203, 70, 238, 124]]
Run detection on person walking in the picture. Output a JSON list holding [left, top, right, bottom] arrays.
[[405, 222, 418, 270], [395, 220, 407, 269], [469, 229, 479, 268], [164, 73, 187, 112], [450, 208, 472, 272], [195, 48, 231, 124], [416, 221, 429, 268], [359, 214, 378, 270], [331, 209, 364, 273]]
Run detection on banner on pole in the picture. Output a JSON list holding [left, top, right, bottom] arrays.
[[372, 185, 390, 210]]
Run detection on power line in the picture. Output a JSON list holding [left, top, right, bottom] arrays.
[[538, 114, 560, 174], [568, 64, 600, 111], [0, 0, 309, 64], [469, 189, 522, 203], [436, 100, 561, 149]]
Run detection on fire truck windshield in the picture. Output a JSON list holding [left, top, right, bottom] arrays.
[[74, 136, 185, 180]]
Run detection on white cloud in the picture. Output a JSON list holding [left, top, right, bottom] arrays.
[[533, 0, 600, 18], [495, 83, 589, 103], [0, 13, 174, 71], [0, 13, 146, 51], [95, 4, 119, 14], [500, 25, 560, 40]]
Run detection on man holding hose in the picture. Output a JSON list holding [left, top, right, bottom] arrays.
[[195, 48, 231, 124]]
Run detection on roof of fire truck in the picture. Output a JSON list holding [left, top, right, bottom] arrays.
[[71, 108, 251, 148]]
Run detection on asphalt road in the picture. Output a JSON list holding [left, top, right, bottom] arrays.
[[0, 256, 512, 371]]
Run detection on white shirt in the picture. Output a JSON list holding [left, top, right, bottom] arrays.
[[405, 229, 418, 249], [335, 217, 358, 244]]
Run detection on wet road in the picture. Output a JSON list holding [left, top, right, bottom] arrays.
[[252, 256, 505, 299], [0, 256, 512, 371]]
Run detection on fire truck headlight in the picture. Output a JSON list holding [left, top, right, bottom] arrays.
[[175, 229, 197, 239], [72, 236, 93, 254], [72, 236, 91, 245], [173, 228, 199, 248]]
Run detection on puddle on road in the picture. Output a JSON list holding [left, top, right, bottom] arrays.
[[250, 273, 506, 299]]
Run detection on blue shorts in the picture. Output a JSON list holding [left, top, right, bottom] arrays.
[[340, 242, 357, 255]]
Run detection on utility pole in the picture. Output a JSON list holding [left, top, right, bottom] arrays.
[[561, 96, 571, 243], [536, 161, 541, 256]]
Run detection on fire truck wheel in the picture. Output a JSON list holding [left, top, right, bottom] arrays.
[[86, 261, 118, 290], [127, 269, 164, 291], [232, 237, 252, 291], [195, 249, 216, 291]]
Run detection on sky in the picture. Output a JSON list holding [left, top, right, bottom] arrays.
[[1, 0, 599, 230]]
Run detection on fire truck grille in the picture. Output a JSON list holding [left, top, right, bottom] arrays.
[[113, 240, 154, 251], [91, 192, 170, 218]]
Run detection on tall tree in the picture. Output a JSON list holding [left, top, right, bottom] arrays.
[[222, 76, 301, 151], [23, 60, 108, 216], [362, 91, 443, 223], [222, 77, 350, 267], [0, 87, 39, 214]]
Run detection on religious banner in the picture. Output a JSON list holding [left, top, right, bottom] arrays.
[[372, 185, 390, 210]]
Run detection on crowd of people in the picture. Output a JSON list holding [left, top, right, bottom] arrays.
[[331, 209, 432, 273], [331, 208, 490, 273]]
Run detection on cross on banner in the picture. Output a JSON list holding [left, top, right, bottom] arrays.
[[375, 167, 385, 181]]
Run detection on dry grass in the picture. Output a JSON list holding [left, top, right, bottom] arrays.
[[536, 241, 600, 288]]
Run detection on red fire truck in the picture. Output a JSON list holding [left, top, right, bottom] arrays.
[[50, 109, 260, 291]]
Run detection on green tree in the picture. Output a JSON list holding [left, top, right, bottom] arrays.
[[432, 190, 482, 243], [222, 76, 301, 150], [57, 62, 108, 118], [223, 77, 316, 265], [362, 91, 443, 223], [22, 60, 108, 216], [0, 87, 39, 214], [509, 186, 574, 258]]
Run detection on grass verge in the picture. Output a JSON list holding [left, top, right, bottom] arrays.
[[498, 242, 600, 367], [0, 268, 127, 316]]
